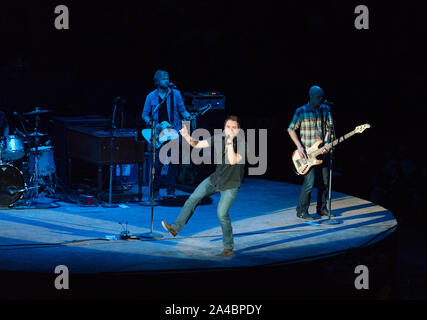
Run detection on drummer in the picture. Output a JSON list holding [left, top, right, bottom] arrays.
[[0, 111, 9, 136]]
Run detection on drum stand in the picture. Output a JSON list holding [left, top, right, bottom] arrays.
[[2, 106, 58, 209], [31, 114, 42, 200], [25, 113, 59, 208]]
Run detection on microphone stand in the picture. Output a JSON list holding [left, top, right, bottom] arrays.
[[33, 113, 41, 200], [322, 105, 340, 225], [138, 87, 173, 239], [102, 101, 119, 208], [118, 100, 125, 186]]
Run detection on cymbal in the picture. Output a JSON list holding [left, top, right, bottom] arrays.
[[28, 132, 47, 137], [23, 107, 52, 116]]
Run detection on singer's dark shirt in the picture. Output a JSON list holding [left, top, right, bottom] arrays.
[[0, 111, 8, 136], [207, 134, 245, 191]]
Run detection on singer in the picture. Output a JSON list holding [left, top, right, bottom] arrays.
[[287, 85, 334, 220], [141, 70, 191, 200], [161, 116, 245, 257], [0, 111, 9, 137]]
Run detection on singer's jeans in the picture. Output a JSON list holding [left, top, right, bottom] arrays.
[[171, 177, 238, 250], [296, 160, 329, 215]]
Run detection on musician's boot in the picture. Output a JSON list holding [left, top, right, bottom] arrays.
[[297, 211, 315, 220], [317, 209, 335, 217]]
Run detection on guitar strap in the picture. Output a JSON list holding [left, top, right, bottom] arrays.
[[169, 88, 174, 126]]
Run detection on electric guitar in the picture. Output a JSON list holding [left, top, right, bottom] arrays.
[[141, 104, 211, 149], [292, 124, 370, 175]]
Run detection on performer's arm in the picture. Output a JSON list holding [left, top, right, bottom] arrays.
[[287, 109, 307, 159], [321, 107, 333, 153], [225, 138, 243, 165], [180, 110, 191, 120], [142, 115, 151, 126], [141, 95, 152, 126], [288, 129, 307, 159], [179, 124, 209, 149], [175, 90, 192, 120]]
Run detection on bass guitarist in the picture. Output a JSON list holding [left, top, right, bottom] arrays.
[[142, 69, 191, 200], [287, 85, 335, 220]]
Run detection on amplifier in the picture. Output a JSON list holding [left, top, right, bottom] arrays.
[[183, 91, 225, 111]]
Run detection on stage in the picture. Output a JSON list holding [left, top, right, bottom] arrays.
[[0, 178, 397, 299]]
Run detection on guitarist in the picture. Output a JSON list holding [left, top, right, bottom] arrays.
[[142, 70, 191, 200], [287, 85, 334, 220]]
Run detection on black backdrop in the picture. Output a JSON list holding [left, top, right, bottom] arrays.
[[0, 0, 424, 200]]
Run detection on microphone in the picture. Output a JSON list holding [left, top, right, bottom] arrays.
[[224, 133, 233, 142], [168, 82, 177, 89], [323, 100, 335, 106]]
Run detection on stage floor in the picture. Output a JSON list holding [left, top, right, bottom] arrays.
[[0, 178, 397, 274]]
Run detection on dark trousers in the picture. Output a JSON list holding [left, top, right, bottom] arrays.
[[296, 160, 329, 214], [147, 145, 178, 197]]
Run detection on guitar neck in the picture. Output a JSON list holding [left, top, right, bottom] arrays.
[[327, 130, 357, 150], [312, 130, 357, 157]]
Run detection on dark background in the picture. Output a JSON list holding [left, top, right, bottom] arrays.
[[0, 0, 426, 299], [1, 0, 424, 205]]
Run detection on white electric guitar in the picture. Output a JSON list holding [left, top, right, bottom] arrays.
[[292, 124, 371, 175], [141, 104, 211, 149]]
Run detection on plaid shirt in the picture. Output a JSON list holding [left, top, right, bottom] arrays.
[[288, 103, 333, 148]]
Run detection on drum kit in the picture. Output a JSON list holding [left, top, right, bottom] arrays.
[[0, 107, 57, 208]]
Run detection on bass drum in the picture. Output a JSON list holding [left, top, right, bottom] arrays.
[[0, 164, 26, 207]]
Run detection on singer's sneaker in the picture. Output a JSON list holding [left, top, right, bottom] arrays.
[[161, 221, 178, 237], [221, 249, 234, 257]]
